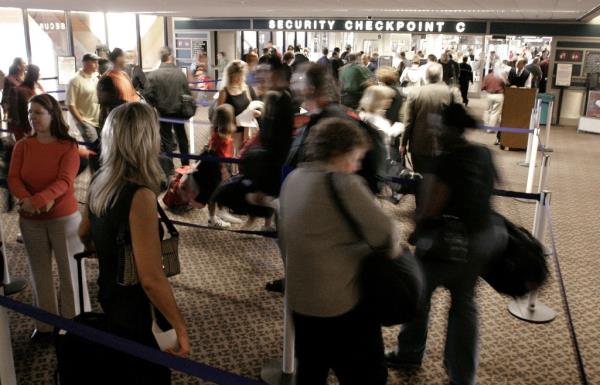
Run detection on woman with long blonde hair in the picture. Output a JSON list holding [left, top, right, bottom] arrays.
[[80, 102, 189, 384], [217, 60, 259, 155]]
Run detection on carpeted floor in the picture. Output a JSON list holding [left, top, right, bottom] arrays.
[[1, 99, 598, 385]]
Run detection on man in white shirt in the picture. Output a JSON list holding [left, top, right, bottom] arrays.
[[419, 54, 439, 84], [66, 53, 100, 143]]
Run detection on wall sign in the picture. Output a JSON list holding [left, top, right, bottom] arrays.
[[253, 19, 486, 34], [57, 56, 76, 85], [555, 63, 573, 87]]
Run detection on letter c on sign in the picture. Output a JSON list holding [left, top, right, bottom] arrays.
[[345, 20, 353, 30], [456, 22, 466, 33], [285, 20, 293, 29]]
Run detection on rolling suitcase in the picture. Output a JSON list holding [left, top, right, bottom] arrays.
[[54, 251, 109, 385]]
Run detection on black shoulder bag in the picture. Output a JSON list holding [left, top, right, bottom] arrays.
[[327, 173, 423, 326]]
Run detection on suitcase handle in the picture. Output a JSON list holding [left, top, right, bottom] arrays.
[[74, 251, 95, 313]]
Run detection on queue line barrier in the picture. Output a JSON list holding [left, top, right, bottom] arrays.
[[0, 294, 264, 385]]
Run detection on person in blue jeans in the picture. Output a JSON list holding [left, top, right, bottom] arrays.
[[386, 103, 506, 385]]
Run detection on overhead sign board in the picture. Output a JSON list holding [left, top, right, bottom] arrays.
[[253, 19, 486, 34]]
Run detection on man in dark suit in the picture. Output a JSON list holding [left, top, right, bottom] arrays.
[[508, 58, 532, 88], [291, 45, 308, 72]]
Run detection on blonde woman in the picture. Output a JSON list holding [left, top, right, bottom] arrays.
[[217, 60, 259, 155], [79, 103, 189, 384], [359, 85, 404, 159]]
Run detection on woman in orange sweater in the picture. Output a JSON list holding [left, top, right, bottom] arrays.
[[8, 94, 83, 340]]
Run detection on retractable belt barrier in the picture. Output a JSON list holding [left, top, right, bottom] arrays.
[[0, 295, 264, 385], [479, 125, 535, 134], [189, 79, 221, 84]]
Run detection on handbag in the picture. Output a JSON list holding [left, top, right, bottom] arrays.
[[179, 93, 196, 119], [481, 213, 549, 297], [327, 172, 423, 326], [117, 203, 181, 286]]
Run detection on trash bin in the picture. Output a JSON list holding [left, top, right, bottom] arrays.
[[537, 93, 555, 126]]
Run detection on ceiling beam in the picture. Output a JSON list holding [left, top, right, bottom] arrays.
[[578, 4, 600, 22]]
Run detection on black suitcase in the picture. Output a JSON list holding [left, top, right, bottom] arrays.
[[54, 251, 110, 385]]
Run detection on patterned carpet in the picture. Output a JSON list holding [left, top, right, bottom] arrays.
[[1, 100, 598, 385]]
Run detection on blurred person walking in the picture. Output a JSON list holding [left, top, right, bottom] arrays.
[[281, 117, 399, 385], [387, 104, 505, 385], [7, 64, 44, 140]]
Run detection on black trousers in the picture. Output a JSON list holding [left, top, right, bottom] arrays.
[[460, 81, 470, 105], [160, 115, 190, 166], [293, 304, 387, 385], [410, 153, 435, 215]]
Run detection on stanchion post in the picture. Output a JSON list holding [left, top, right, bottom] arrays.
[[537, 154, 550, 197], [544, 100, 554, 152], [520, 110, 535, 167], [260, 290, 297, 385], [0, 287, 17, 385], [525, 128, 540, 193], [188, 118, 195, 156], [508, 190, 556, 323], [0, 218, 27, 295]]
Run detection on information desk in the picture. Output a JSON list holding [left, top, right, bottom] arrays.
[[500, 87, 538, 150]]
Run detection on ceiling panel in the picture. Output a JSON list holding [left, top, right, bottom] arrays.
[[0, 0, 597, 20]]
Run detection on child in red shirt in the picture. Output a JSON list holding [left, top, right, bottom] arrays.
[[203, 104, 242, 227]]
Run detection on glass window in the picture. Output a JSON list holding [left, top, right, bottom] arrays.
[[27, 9, 69, 82], [296, 32, 306, 48], [242, 31, 257, 56], [139, 15, 165, 71], [285, 32, 295, 50], [258, 31, 271, 52], [0, 8, 27, 74], [70, 11, 106, 68], [106, 12, 137, 53], [274, 31, 284, 53]]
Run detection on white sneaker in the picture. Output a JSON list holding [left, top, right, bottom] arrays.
[[217, 210, 243, 224], [208, 217, 231, 228]]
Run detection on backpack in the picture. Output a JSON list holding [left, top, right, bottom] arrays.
[[284, 105, 387, 193]]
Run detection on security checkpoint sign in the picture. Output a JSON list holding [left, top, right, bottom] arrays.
[[254, 19, 486, 34]]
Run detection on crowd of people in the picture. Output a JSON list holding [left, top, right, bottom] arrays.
[[0, 41, 524, 385]]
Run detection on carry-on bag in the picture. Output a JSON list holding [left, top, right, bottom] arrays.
[[54, 251, 110, 385], [481, 213, 549, 297], [327, 172, 424, 326]]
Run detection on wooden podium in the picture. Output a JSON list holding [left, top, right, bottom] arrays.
[[499, 87, 538, 150]]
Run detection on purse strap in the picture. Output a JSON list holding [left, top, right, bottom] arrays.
[[157, 203, 179, 237], [117, 187, 179, 244], [327, 172, 378, 252]]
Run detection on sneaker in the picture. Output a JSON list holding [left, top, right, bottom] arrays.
[[261, 224, 276, 232], [208, 217, 231, 228], [217, 210, 243, 224], [385, 350, 422, 370]]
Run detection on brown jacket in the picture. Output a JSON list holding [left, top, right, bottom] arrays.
[[402, 82, 453, 156]]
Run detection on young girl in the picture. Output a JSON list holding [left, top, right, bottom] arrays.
[[197, 104, 243, 228]]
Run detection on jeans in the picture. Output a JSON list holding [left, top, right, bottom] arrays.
[[160, 115, 190, 166], [395, 222, 505, 385], [293, 303, 387, 385]]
